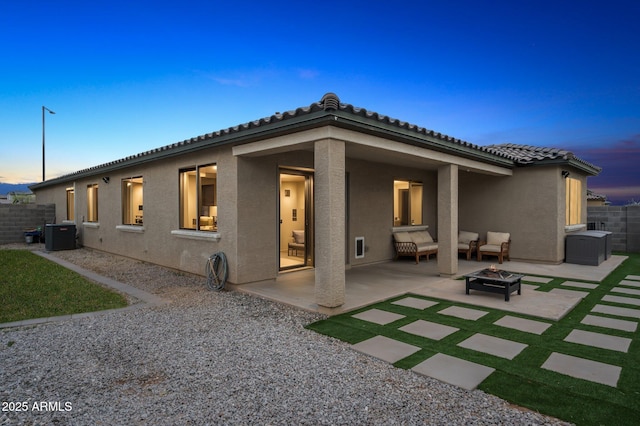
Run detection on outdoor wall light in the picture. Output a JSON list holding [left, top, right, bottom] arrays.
[[102, 177, 110, 184], [562, 170, 570, 179]]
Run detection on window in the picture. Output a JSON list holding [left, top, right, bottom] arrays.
[[565, 177, 582, 225], [122, 177, 144, 225], [179, 164, 217, 231], [393, 180, 423, 226], [66, 188, 74, 221], [87, 184, 99, 222]]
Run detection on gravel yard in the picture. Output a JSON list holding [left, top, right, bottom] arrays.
[[0, 246, 569, 425]]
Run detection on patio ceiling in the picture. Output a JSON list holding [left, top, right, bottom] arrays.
[[233, 126, 513, 176]]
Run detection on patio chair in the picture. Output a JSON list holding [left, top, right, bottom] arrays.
[[288, 230, 305, 256], [477, 231, 511, 264], [458, 230, 479, 260]]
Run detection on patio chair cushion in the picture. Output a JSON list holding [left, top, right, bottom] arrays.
[[478, 243, 502, 252], [487, 231, 510, 246], [458, 231, 479, 244], [416, 243, 438, 252], [393, 231, 412, 243], [410, 230, 434, 245], [292, 230, 305, 244]]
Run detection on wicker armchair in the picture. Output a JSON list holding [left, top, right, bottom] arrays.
[[458, 231, 479, 260], [477, 231, 511, 264]]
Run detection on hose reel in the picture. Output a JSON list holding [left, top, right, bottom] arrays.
[[206, 252, 228, 291]]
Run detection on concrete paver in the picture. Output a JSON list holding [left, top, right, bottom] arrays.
[[564, 329, 632, 353], [412, 353, 495, 390], [437, 306, 488, 320], [522, 276, 553, 283], [541, 352, 621, 387], [620, 280, 640, 288], [581, 314, 638, 332], [626, 275, 640, 281], [602, 295, 640, 307], [549, 288, 590, 298], [352, 335, 421, 364], [352, 309, 405, 325], [561, 281, 598, 289], [391, 297, 439, 310], [399, 320, 459, 341], [611, 287, 640, 296], [493, 315, 552, 335], [592, 304, 640, 319], [457, 333, 528, 360]]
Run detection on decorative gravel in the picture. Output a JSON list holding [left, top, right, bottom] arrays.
[[0, 245, 570, 425]]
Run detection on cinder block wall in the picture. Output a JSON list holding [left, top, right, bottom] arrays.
[[627, 205, 640, 253], [587, 205, 640, 253], [0, 204, 56, 244]]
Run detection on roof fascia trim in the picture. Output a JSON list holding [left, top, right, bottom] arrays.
[[330, 110, 514, 168]]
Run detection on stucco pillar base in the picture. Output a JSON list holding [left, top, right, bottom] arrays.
[[437, 164, 458, 277], [314, 139, 346, 308]]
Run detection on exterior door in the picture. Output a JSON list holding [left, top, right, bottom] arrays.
[[279, 169, 314, 270]]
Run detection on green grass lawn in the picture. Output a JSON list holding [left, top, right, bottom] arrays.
[[307, 253, 640, 426], [0, 250, 128, 324]]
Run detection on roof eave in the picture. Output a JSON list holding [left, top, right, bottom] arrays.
[[516, 158, 601, 176], [30, 105, 515, 190], [30, 111, 338, 190]]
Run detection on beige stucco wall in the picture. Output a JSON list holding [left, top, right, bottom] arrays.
[[33, 125, 591, 287], [459, 165, 589, 263], [346, 158, 437, 266]]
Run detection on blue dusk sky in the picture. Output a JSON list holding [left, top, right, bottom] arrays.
[[1, 1, 639, 204]]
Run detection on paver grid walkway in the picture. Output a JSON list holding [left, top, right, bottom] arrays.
[[350, 274, 640, 391]]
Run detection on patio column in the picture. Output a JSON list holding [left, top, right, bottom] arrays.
[[314, 138, 346, 307], [438, 164, 459, 277]]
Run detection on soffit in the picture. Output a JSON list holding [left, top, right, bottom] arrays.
[[233, 126, 512, 176]]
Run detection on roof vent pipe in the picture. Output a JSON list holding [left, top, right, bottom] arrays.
[[320, 92, 340, 111]]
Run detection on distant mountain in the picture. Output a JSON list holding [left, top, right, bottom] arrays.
[[0, 183, 34, 195]]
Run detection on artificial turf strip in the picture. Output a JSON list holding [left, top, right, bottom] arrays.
[[0, 250, 128, 323], [305, 252, 640, 426]]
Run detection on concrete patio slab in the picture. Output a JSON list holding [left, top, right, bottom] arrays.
[[391, 297, 439, 310], [592, 304, 640, 319], [611, 287, 640, 296], [561, 281, 598, 289], [564, 329, 632, 353], [581, 315, 638, 333], [541, 352, 621, 387], [352, 335, 421, 364], [411, 282, 579, 321], [437, 306, 488, 321], [522, 276, 553, 283], [399, 320, 459, 341], [549, 288, 590, 299], [352, 309, 405, 325], [602, 295, 640, 307], [458, 333, 528, 360], [501, 255, 625, 282], [238, 256, 623, 317], [620, 280, 640, 288], [412, 353, 495, 390], [626, 275, 640, 281], [493, 315, 552, 335]]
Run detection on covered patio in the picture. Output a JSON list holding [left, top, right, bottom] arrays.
[[235, 255, 627, 320]]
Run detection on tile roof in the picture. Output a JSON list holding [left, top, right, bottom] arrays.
[[587, 189, 607, 201], [485, 143, 601, 173], [31, 93, 601, 187]]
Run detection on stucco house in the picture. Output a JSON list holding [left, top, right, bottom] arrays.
[[30, 93, 600, 308]]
